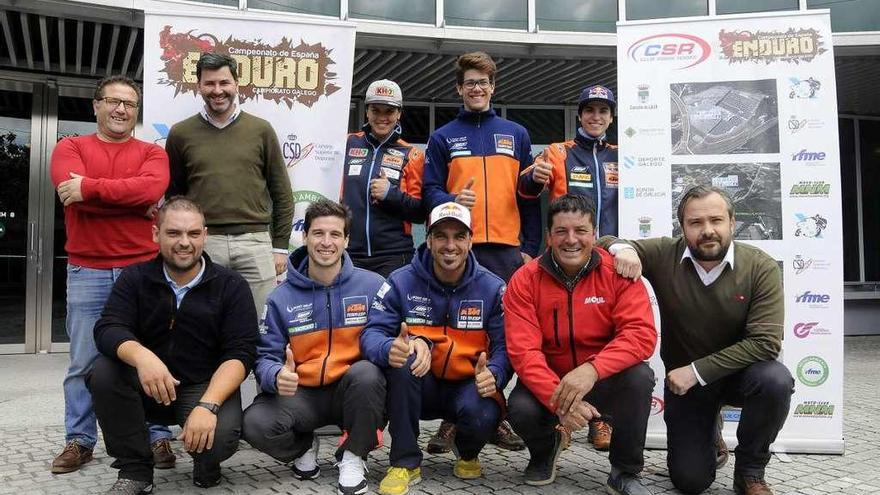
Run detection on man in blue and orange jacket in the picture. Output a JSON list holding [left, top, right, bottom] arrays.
[[422, 51, 541, 284], [342, 79, 425, 277], [361, 202, 511, 495], [519, 84, 620, 237], [242, 199, 385, 495]]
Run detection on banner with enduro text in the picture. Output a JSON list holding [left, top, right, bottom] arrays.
[[617, 10, 843, 453], [143, 10, 356, 249]]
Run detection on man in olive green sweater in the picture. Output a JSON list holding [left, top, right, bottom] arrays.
[[166, 52, 294, 312], [602, 185, 793, 495]]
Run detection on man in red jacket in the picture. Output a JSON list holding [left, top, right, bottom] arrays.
[[49, 75, 173, 475], [504, 194, 656, 495]]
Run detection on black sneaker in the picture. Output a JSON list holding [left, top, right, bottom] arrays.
[[106, 478, 153, 495], [523, 426, 570, 486], [606, 469, 651, 495], [193, 461, 221, 488]]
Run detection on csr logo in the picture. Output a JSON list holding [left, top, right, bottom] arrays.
[[627, 33, 711, 69]]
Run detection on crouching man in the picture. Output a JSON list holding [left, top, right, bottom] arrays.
[[242, 199, 386, 495], [362, 202, 512, 495], [504, 194, 657, 494], [89, 197, 258, 494]]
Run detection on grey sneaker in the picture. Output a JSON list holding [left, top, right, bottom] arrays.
[[106, 478, 153, 494], [292, 435, 320, 480], [606, 469, 651, 495]]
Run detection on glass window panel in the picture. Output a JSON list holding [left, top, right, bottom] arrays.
[[537, 0, 617, 33], [195, 0, 238, 5], [626, 0, 707, 20], [350, 0, 435, 24], [348, 104, 360, 133], [247, 0, 339, 16], [858, 119, 880, 281], [717, 0, 798, 15], [808, 0, 880, 33], [434, 106, 459, 130], [839, 118, 859, 282], [400, 106, 430, 144], [506, 108, 565, 145], [51, 96, 98, 344], [0, 88, 32, 345], [445, 0, 527, 30]]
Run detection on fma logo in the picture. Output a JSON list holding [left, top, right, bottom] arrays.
[[791, 149, 826, 162], [627, 33, 711, 69]]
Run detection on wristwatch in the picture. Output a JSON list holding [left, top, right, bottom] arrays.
[[197, 401, 220, 414]]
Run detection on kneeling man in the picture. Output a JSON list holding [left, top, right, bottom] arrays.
[[242, 199, 386, 495], [362, 202, 511, 495], [504, 194, 656, 494], [605, 185, 794, 495], [89, 197, 257, 493]]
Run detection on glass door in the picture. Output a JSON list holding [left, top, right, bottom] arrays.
[[0, 80, 43, 353], [43, 86, 98, 351]]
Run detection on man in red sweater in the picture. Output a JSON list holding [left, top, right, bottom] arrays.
[[49, 75, 172, 475], [504, 194, 656, 495]]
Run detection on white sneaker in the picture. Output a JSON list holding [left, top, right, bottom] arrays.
[[291, 436, 320, 480], [336, 450, 368, 495]]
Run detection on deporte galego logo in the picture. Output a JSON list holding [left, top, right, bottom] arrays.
[[627, 33, 711, 69]]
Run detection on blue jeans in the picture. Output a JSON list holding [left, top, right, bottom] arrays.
[[64, 264, 171, 448]]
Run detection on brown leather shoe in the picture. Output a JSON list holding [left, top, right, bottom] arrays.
[[489, 420, 525, 451], [151, 438, 176, 469], [426, 420, 456, 454], [716, 432, 730, 469], [51, 441, 93, 474], [734, 474, 774, 495], [588, 419, 611, 451]]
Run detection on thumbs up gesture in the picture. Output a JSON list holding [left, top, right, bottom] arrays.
[[455, 177, 477, 209], [388, 322, 413, 368], [532, 158, 553, 185], [276, 345, 299, 396], [474, 352, 496, 398], [370, 167, 391, 201]]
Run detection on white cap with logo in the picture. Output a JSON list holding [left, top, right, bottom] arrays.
[[428, 202, 472, 233], [365, 79, 403, 108]]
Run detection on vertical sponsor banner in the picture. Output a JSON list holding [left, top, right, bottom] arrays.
[[618, 10, 843, 453], [143, 11, 355, 248]]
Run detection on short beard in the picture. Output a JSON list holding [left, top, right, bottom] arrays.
[[688, 236, 730, 262]]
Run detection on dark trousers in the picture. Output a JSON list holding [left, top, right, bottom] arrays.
[[386, 355, 501, 468], [350, 252, 413, 279], [665, 360, 794, 494], [472, 243, 523, 283], [87, 356, 242, 482], [242, 360, 386, 461], [508, 362, 654, 474]]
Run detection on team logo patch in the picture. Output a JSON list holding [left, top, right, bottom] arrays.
[[343, 296, 368, 326], [458, 300, 484, 329], [386, 148, 405, 157], [494, 134, 515, 156], [380, 166, 400, 180], [348, 147, 368, 158], [382, 154, 404, 168], [603, 162, 618, 188], [348, 165, 362, 176], [376, 282, 391, 299]]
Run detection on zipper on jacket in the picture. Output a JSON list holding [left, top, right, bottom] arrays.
[[439, 293, 454, 378], [319, 289, 333, 386], [566, 290, 577, 369], [552, 307, 560, 346], [477, 114, 490, 243], [168, 291, 177, 330], [364, 133, 396, 256], [592, 142, 603, 236]]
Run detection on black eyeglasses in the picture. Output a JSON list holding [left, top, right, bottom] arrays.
[[461, 79, 492, 89], [98, 97, 139, 110]]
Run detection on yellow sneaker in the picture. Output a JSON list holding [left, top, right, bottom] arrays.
[[453, 457, 482, 479], [379, 466, 421, 495]]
